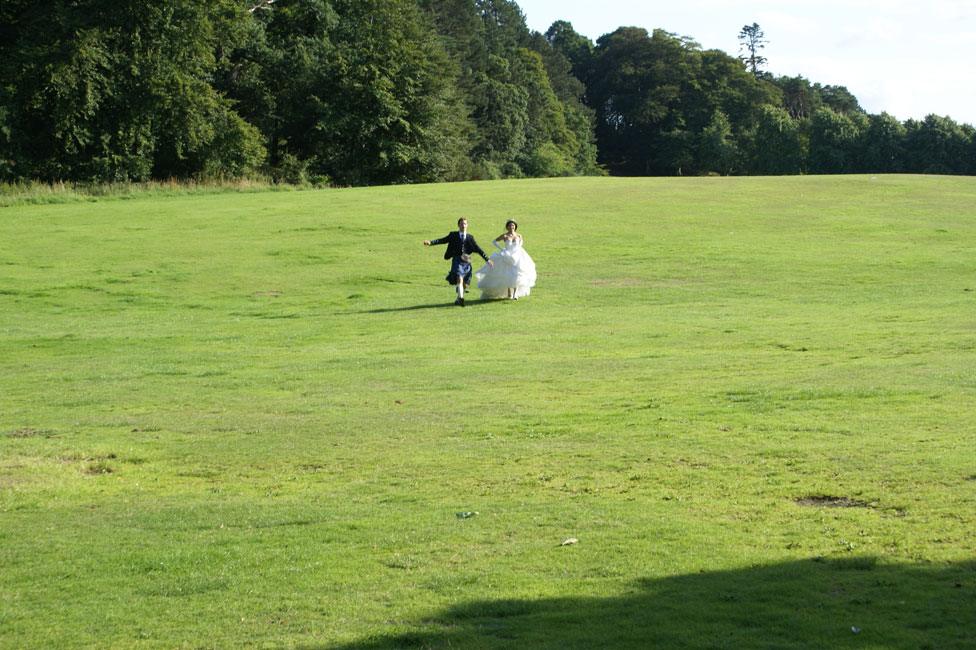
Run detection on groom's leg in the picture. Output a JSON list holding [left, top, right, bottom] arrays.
[[450, 272, 463, 305], [457, 264, 471, 305]]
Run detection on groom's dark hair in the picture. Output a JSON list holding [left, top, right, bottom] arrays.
[[457, 217, 466, 226]]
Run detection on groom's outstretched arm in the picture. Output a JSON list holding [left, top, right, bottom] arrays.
[[424, 234, 450, 246]]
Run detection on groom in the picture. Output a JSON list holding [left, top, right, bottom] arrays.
[[424, 217, 491, 306]]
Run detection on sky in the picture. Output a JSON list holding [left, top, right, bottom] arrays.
[[516, 0, 976, 126]]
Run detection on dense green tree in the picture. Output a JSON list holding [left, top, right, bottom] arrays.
[[747, 105, 805, 174], [859, 112, 907, 173], [0, 95, 12, 179], [587, 27, 702, 175], [223, 0, 470, 185], [808, 107, 866, 174], [419, 0, 486, 70], [775, 76, 819, 120], [0, 0, 264, 182], [585, 27, 786, 176], [471, 54, 529, 175], [527, 32, 583, 106], [816, 84, 863, 116], [544, 20, 595, 82], [315, 0, 468, 184], [697, 110, 738, 175], [562, 103, 603, 175], [510, 47, 575, 175], [527, 32, 601, 175], [966, 125, 976, 175], [903, 114, 971, 174], [477, 0, 530, 53], [418, 0, 599, 178], [216, 0, 338, 179], [697, 50, 781, 128], [477, 0, 601, 176], [3, 0, 973, 183]]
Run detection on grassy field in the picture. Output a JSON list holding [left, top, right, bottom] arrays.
[[1, 175, 974, 648]]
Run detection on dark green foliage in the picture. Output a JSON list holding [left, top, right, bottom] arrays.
[[772, 77, 865, 122], [775, 76, 820, 120], [808, 107, 866, 174], [697, 111, 738, 175], [419, 0, 600, 178], [587, 28, 693, 175], [216, 0, 340, 178], [586, 28, 776, 176], [544, 20, 594, 81], [305, 0, 465, 185], [818, 84, 863, 116], [217, 0, 468, 185], [903, 114, 972, 174], [1, 1, 972, 182], [860, 113, 907, 173], [697, 50, 781, 133], [473, 54, 530, 176], [0, 0, 265, 182], [748, 105, 805, 174], [967, 125, 976, 175], [527, 32, 601, 175], [569, 20, 972, 177], [0, 0, 600, 184]]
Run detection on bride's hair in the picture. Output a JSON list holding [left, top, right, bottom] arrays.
[[505, 219, 518, 230]]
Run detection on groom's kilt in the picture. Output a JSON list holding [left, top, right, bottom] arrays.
[[446, 255, 472, 285]]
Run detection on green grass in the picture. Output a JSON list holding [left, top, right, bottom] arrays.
[[1, 175, 975, 648], [0, 178, 302, 208]]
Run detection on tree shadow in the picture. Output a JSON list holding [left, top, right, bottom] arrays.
[[326, 557, 975, 649]]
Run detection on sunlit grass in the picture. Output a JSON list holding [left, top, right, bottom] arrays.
[[0, 177, 310, 207], [1, 175, 974, 648]]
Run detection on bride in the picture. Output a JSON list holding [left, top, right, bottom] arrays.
[[475, 219, 537, 300]]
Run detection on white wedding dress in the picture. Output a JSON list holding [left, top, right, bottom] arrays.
[[475, 237, 537, 299]]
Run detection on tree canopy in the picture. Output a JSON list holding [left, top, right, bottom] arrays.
[[1, 3, 972, 183]]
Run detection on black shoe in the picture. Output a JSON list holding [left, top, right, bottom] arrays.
[[459, 298, 465, 307], [454, 297, 462, 306]]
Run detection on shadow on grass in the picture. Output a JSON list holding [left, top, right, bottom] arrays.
[[328, 557, 974, 649], [356, 299, 498, 314]]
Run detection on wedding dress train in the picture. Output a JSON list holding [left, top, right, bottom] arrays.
[[475, 239, 537, 299]]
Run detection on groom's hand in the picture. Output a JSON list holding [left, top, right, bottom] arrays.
[[423, 240, 431, 246]]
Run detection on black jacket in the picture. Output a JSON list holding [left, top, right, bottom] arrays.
[[429, 231, 489, 261]]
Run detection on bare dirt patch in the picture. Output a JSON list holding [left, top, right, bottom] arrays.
[[85, 461, 114, 475], [5, 427, 53, 438], [795, 495, 873, 508]]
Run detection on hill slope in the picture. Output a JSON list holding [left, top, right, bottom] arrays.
[[2, 175, 975, 647]]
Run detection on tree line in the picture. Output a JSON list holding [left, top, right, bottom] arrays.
[[1, 0, 973, 185], [550, 22, 975, 177]]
